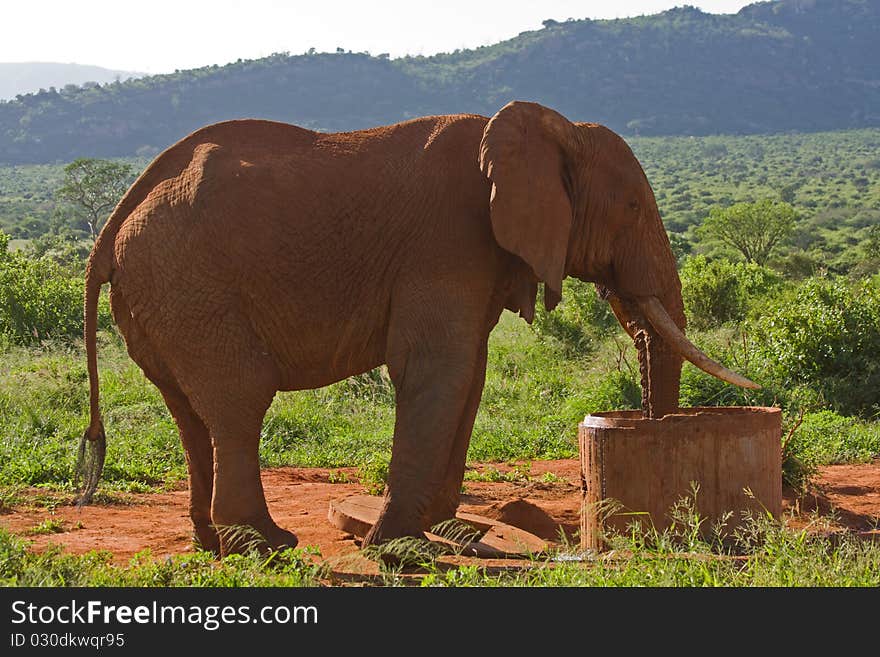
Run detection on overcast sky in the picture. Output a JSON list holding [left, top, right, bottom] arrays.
[[2, 1, 753, 74]]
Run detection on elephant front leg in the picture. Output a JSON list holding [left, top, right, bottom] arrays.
[[424, 344, 488, 527], [363, 344, 481, 548]]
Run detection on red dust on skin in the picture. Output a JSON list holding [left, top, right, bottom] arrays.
[[1, 460, 878, 569]]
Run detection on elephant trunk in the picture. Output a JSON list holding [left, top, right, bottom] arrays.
[[635, 290, 685, 418], [593, 186, 757, 416], [606, 292, 682, 418]]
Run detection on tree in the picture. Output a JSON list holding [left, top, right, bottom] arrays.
[[57, 158, 134, 239], [679, 255, 781, 329], [776, 181, 801, 204], [698, 199, 797, 266]]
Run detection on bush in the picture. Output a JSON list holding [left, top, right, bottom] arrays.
[[697, 199, 796, 266], [771, 250, 822, 280], [532, 279, 618, 354], [358, 451, 391, 495], [0, 229, 111, 345], [752, 276, 880, 417], [582, 369, 642, 412], [789, 410, 880, 467], [678, 328, 777, 408], [680, 256, 782, 329]]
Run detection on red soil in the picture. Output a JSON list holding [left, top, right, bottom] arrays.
[[2, 460, 878, 575]]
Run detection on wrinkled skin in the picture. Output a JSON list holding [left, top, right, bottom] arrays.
[[82, 102, 692, 555]]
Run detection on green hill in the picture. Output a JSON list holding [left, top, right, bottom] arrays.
[[5, 128, 879, 265], [1, 0, 879, 164]]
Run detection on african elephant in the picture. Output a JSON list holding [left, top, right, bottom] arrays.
[[79, 101, 755, 556]]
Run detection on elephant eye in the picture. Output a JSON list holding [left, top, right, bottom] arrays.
[[628, 199, 640, 212]]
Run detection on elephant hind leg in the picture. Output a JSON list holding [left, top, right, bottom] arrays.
[[208, 408, 299, 556], [109, 288, 218, 553], [158, 386, 218, 554], [172, 329, 296, 556]]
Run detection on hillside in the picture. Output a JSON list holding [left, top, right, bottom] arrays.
[[0, 0, 879, 164], [5, 129, 878, 277], [0, 62, 143, 100]]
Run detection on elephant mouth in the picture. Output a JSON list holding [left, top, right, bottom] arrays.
[[607, 293, 759, 391]]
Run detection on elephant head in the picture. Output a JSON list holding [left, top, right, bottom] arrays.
[[480, 101, 756, 417]]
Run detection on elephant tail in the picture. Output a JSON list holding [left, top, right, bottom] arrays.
[[77, 250, 107, 506]]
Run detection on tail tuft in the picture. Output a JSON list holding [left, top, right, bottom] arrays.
[[75, 421, 106, 506]]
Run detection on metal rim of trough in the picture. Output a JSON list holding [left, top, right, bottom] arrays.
[[581, 406, 782, 428]]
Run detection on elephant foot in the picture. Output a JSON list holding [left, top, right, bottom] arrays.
[[262, 523, 299, 552], [362, 510, 425, 550], [216, 519, 298, 557], [424, 492, 460, 530], [363, 499, 462, 568], [192, 521, 221, 556]]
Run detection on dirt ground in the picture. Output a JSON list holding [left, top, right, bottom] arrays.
[[2, 459, 879, 577]]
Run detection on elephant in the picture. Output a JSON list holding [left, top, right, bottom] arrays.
[[78, 100, 756, 556]]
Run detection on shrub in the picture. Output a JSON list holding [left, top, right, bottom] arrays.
[[680, 256, 782, 329], [580, 369, 642, 413], [0, 229, 110, 345], [789, 410, 880, 467], [678, 329, 776, 408], [752, 276, 880, 417], [532, 279, 618, 354], [697, 199, 796, 266], [358, 451, 391, 495]]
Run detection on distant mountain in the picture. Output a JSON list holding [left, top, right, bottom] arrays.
[[0, 0, 878, 164], [0, 62, 144, 100]]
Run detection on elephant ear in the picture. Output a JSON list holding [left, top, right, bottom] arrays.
[[479, 101, 577, 310]]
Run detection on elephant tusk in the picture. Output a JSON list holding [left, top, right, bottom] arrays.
[[637, 296, 760, 390]]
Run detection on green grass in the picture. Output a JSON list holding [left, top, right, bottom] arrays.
[[421, 493, 880, 587], [780, 411, 880, 489], [792, 411, 880, 466], [25, 518, 67, 535], [0, 334, 184, 492], [421, 530, 880, 587], [3, 505, 878, 587], [0, 528, 326, 586], [463, 462, 534, 484]]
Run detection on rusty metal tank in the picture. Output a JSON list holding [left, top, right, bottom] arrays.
[[580, 406, 782, 550]]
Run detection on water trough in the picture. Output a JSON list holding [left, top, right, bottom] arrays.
[[580, 406, 782, 551]]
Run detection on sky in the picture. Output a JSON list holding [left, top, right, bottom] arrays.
[[2, 1, 753, 74]]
